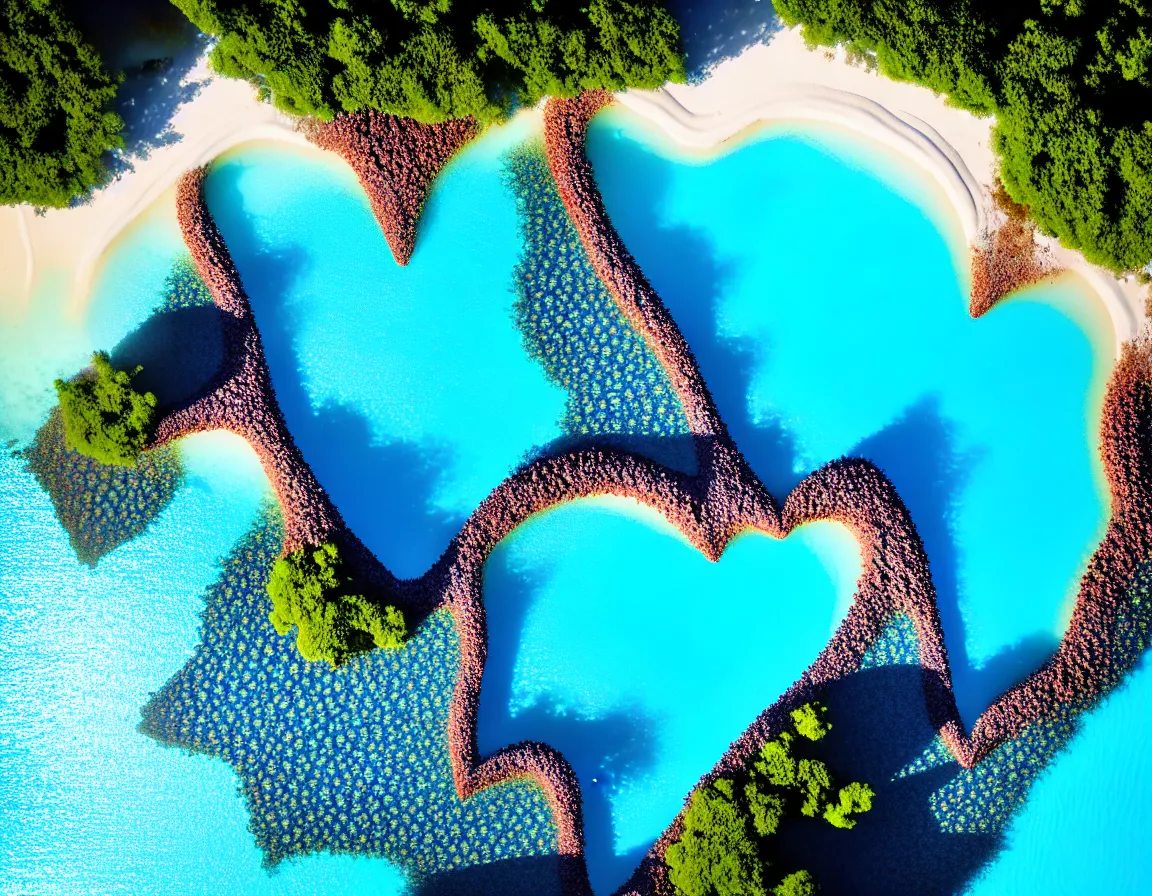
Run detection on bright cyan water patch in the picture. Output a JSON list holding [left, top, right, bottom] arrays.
[[478, 496, 861, 894]]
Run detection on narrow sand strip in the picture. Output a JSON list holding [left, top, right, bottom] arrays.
[[0, 57, 307, 321], [614, 27, 1145, 355]]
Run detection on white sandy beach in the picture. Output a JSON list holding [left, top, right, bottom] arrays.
[[1, 27, 1145, 351]]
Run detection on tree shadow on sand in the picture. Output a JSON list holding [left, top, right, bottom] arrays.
[[477, 555, 660, 895], [665, 0, 784, 83]]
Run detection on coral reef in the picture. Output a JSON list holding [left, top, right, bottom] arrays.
[[135, 93, 1152, 896], [969, 218, 1058, 318], [140, 506, 557, 881], [301, 111, 479, 266], [505, 140, 690, 447], [22, 408, 183, 565]]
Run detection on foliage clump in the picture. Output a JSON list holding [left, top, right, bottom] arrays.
[[53, 351, 156, 468], [1, 0, 124, 206], [666, 702, 874, 896], [268, 541, 406, 667], [170, 0, 685, 124], [774, 0, 1152, 272]]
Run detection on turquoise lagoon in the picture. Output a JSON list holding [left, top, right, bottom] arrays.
[[587, 105, 1115, 729], [201, 118, 567, 579], [0, 95, 1146, 896]]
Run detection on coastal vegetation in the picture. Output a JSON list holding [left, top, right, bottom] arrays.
[[0, 0, 124, 206], [666, 702, 873, 896], [141, 511, 557, 875], [169, 0, 685, 123], [267, 541, 406, 666], [54, 351, 156, 467], [775, 0, 1152, 272]]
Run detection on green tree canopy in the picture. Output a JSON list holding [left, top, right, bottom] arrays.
[[54, 351, 155, 467], [268, 541, 406, 667], [170, 0, 685, 123], [666, 702, 874, 896], [775, 0, 1152, 272], [1, 0, 124, 206]]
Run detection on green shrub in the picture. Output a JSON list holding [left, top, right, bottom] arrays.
[[774, 0, 1152, 272], [267, 542, 406, 667], [1, 0, 124, 206], [774, 870, 818, 896], [666, 779, 768, 896], [170, 0, 685, 124], [823, 780, 875, 830], [54, 352, 155, 467], [667, 702, 873, 896]]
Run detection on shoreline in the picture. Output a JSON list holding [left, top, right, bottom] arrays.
[[613, 27, 1145, 357], [0, 57, 308, 321]]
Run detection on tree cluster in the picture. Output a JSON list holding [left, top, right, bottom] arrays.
[[267, 542, 406, 667], [666, 702, 873, 896], [775, 0, 1152, 272], [54, 351, 156, 467], [1, 0, 124, 206], [170, 0, 685, 123]]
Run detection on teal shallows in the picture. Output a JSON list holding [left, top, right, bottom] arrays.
[[859, 613, 921, 669], [963, 651, 1152, 895], [477, 495, 862, 894], [0, 435, 412, 894], [202, 115, 567, 580], [587, 105, 1114, 730], [503, 140, 692, 469], [140, 505, 558, 883], [0, 192, 185, 446]]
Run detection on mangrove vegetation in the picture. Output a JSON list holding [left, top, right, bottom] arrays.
[[54, 351, 156, 467], [774, 0, 1152, 272], [1, 0, 124, 206], [666, 702, 874, 896], [170, 0, 686, 123], [267, 541, 407, 666]]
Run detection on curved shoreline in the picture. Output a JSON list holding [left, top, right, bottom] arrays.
[[159, 86, 1152, 896], [611, 29, 1144, 356]]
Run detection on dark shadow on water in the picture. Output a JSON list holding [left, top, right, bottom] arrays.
[[588, 126, 802, 500], [851, 401, 1060, 729], [777, 666, 1002, 895], [110, 304, 226, 415], [666, 0, 783, 82], [477, 553, 660, 895], [415, 854, 565, 896], [591, 130, 1061, 731], [204, 164, 464, 579]]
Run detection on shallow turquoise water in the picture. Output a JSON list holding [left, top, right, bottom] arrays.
[[478, 497, 861, 893], [0, 435, 403, 894], [0, 94, 1144, 896], [587, 106, 1114, 729], [202, 117, 566, 579], [964, 653, 1152, 895]]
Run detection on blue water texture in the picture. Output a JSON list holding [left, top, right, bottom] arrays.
[[202, 117, 566, 580], [2, 96, 1148, 896]]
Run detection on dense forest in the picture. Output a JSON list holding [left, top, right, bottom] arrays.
[[0, 0, 124, 206], [775, 0, 1152, 272], [171, 0, 685, 123]]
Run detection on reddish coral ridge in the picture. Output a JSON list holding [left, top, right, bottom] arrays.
[[160, 95, 1152, 896], [969, 219, 1057, 318], [302, 111, 479, 265]]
